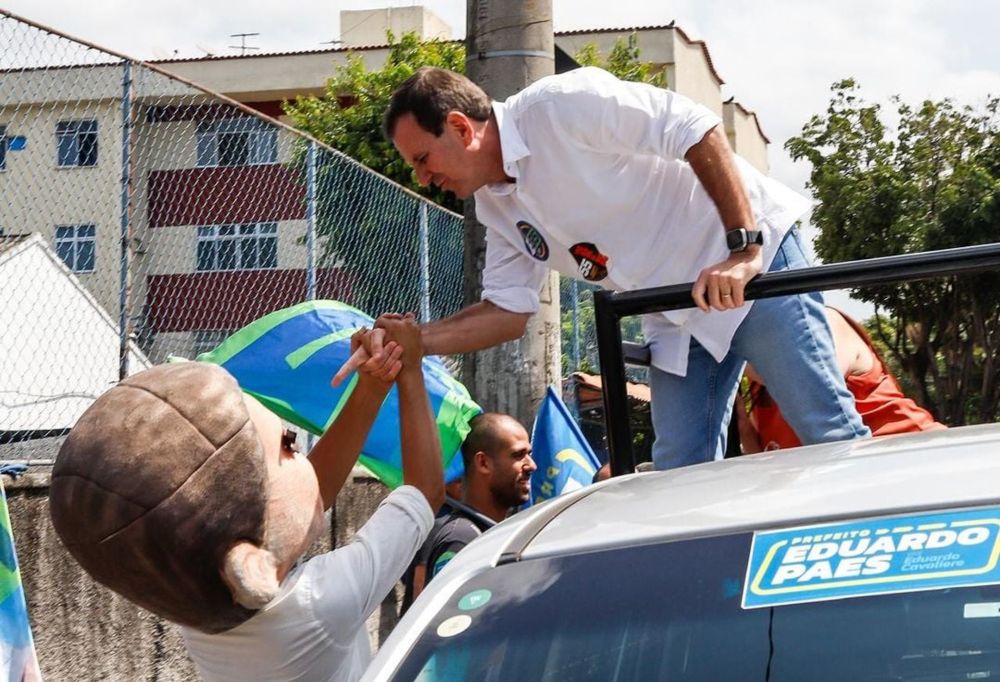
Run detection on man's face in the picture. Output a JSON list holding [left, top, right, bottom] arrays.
[[392, 112, 481, 199], [487, 418, 536, 509]]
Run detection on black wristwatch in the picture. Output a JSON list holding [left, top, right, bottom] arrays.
[[725, 227, 763, 252]]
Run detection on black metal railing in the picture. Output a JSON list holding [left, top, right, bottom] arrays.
[[595, 242, 1000, 475]]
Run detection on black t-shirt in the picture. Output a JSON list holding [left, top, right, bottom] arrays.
[[400, 502, 494, 614]]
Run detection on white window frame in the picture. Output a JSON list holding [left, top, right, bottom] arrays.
[[196, 222, 278, 272], [55, 224, 96, 272], [196, 117, 277, 168], [56, 119, 98, 167]]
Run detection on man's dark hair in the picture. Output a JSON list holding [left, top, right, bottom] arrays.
[[383, 66, 493, 139], [460, 412, 521, 470]]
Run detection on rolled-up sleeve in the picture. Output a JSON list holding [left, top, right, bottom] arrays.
[[480, 230, 547, 314]]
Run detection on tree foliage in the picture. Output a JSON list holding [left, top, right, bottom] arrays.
[[786, 80, 1000, 424], [280, 34, 464, 317], [283, 32, 464, 213], [572, 33, 666, 88]]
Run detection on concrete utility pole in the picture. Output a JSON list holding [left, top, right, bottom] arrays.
[[463, 0, 560, 427]]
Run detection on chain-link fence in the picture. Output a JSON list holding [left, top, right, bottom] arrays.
[[0, 11, 466, 460]]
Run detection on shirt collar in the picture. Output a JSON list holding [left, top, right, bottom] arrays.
[[485, 100, 530, 195]]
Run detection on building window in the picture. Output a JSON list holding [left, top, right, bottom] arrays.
[[56, 119, 98, 167], [0, 125, 7, 170], [193, 329, 232, 357], [196, 222, 278, 271], [196, 117, 277, 167], [55, 224, 96, 272]]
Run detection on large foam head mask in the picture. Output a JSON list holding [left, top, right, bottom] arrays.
[[49, 362, 268, 633]]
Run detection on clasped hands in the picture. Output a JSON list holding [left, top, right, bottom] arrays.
[[331, 313, 423, 387]]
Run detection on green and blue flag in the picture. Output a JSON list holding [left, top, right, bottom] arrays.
[[197, 300, 481, 489], [1, 481, 41, 680]]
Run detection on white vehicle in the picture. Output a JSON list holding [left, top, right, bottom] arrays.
[[365, 424, 1000, 681]]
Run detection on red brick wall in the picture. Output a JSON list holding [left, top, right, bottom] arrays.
[[148, 165, 306, 228], [148, 269, 352, 333]]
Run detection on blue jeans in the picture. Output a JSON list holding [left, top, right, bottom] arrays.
[[650, 228, 870, 470]]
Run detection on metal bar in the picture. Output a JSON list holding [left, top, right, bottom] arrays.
[[419, 203, 431, 322], [605, 242, 1000, 318], [305, 141, 317, 301], [597, 241, 1000, 474], [117, 59, 132, 381], [466, 49, 554, 61], [594, 290, 635, 476]]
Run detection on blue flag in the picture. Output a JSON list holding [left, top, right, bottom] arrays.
[[196, 300, 482, 489], [529, 386, 600, 504]]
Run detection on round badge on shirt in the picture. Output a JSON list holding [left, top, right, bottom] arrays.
[[517, 221, 549, 261]]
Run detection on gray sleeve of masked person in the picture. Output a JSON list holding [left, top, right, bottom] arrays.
[[308, 485, 434, 638]]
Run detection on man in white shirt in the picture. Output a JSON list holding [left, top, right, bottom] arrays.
[[370, 66, 869, 468], [51, 316, 443, 681]]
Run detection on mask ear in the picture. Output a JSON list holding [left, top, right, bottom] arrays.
[[221, 541, 280, 610]]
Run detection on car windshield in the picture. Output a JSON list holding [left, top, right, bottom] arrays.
[[392, 531, 1000, 681]]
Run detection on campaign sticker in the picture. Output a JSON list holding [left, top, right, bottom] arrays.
[[517, 221, 549, 261], [436, 615, 472, 638], [569, 242, 609, 281], [742, 507, 1000, 609], [458, 589, 492, 611], [964, 602, 1000, 619]]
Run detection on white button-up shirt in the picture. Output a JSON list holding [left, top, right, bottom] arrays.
[[473, 67, 811, 376]]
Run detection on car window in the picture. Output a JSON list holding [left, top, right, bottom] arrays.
[[392, 531, 1000, 681]]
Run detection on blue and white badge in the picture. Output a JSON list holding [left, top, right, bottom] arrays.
[[742, 506, 1000, 609]]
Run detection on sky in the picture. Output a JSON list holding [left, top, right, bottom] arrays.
[[4, 0, 999, 317]]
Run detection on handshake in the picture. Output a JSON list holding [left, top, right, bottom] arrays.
[[332, 312, 423, 387]]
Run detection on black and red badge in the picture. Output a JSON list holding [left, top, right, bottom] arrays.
[[569, 242, 609, 281], [517, 221, 549, 261]]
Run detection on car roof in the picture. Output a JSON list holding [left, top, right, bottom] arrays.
[[363, 424, 1000, 681], [499, 423, 1000, 564]]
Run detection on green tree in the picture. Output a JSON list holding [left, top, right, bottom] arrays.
[[786, 80, 1000, 424], [573, 33, 666, 88], [284, 32, 464, 212], [281, 33, 465, 316]]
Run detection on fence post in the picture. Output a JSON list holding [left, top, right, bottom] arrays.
[[305, 140, 317, 301], [571, 279, 580, 369], [118, 59, 132, 381], [419, 202, 431, 322]]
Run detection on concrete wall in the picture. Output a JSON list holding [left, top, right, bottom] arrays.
[[724, 100, 770, 174], [6, 466, 398, 680], [340, 7, 452, 48]]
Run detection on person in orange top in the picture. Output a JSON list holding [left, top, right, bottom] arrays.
[[739, 307, 945, 453]]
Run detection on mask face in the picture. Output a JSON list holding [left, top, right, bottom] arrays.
[[243, 394, 325, 571]]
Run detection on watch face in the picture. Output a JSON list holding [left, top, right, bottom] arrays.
[[726, 229, 747, 251]]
